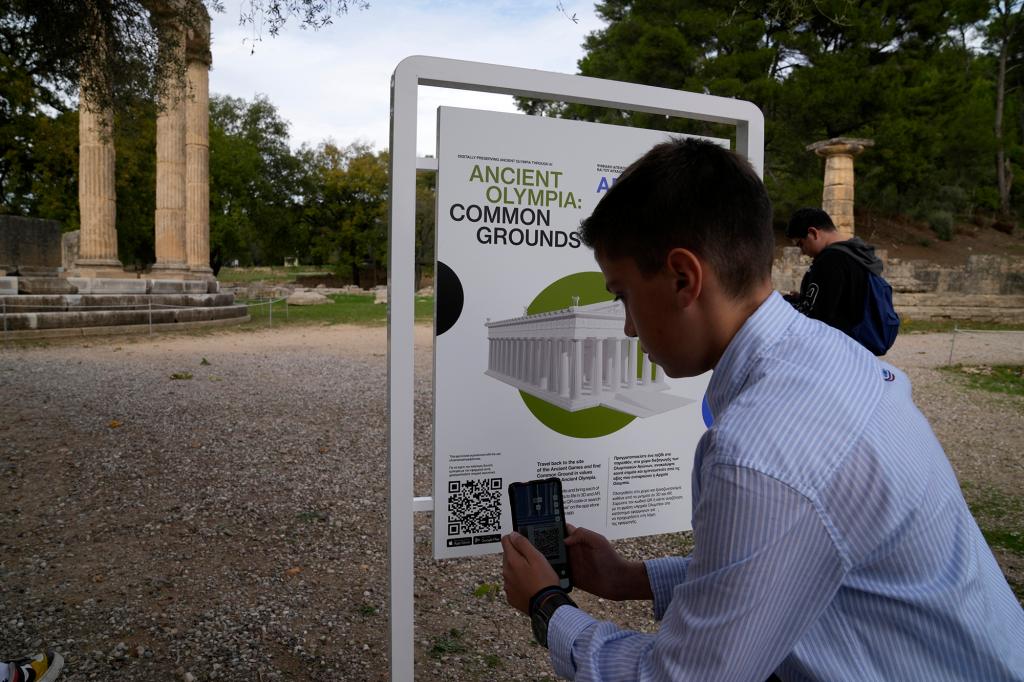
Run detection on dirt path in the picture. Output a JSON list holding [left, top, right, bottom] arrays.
[[0, 325, 1020, 680]]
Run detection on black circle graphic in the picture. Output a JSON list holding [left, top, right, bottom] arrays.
[[435, 261, 464, 336]]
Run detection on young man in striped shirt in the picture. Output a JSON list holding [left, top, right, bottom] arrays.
[[501, 138, 1024, 681]]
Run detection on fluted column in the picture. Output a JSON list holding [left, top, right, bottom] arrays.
[[627, 339, 637, 385], [153, 25, 189, 277], [572, 339, 583, 399], [807, 137, 874, 239], [76, 86, 123, 273], [547, 339, 557, 392], [185, 58, 212, 277], [638, 351, 651, 385], [611, 339, 621, 392], [559, 342, 570, 398]]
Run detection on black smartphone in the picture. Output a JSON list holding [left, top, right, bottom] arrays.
[[508, 477, 572, 591]]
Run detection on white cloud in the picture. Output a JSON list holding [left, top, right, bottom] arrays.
[[208, 0, 603, 155]]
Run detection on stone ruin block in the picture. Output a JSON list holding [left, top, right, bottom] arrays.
[[0, 216, 62, 276]]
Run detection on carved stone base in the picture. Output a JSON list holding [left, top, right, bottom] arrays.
[[188, 265, 215, 281], [150, 262, 190, 280], [68, 259, 134, 280]]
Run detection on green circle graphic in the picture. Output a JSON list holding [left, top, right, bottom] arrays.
[[520, 271, 636, 439]]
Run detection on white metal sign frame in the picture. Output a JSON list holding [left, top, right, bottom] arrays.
[[388, 54, 764, 680]]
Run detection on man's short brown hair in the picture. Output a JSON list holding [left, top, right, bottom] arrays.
[[579, 138, 774, 298]]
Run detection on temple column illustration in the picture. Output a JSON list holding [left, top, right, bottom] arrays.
[[485, 300, 695, 418]]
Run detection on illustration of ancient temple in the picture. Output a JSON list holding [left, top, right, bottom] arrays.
[[484, 299, 693, 418]]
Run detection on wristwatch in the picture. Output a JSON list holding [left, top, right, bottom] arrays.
[[529, 586, 578, 649]]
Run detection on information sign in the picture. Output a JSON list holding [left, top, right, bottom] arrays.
[[433, 107, 725, 559]]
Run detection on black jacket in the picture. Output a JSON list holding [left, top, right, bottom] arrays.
[[785, 237, 884, 333]]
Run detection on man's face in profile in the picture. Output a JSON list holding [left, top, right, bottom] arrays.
[[596, 251, 693, 379]]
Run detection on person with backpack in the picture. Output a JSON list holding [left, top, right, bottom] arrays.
[[784, 207, 899, 355]]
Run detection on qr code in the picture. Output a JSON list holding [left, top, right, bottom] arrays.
[[528, 525, 561, 559], [447, 478, 502, 536]]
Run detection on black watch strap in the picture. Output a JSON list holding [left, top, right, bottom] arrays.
[[529, 586, 578, 649]]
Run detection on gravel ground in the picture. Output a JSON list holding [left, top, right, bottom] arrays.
[[0, 325, 1021, 681]]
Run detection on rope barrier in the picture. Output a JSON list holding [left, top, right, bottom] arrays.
[[948, 326, 1024, 366], [0, 296, 292, 336], [0, 301, 227, 310]]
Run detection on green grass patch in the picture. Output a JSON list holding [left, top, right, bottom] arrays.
[[962, 488, 1024, 599], [217, 266, 332, 284], [472, 582, 501, 599], [428, 628, 468, 659], [239, 293, 433, 328], [941, 364, 1024, 398], [295, 510, 329, 523], [965, 489, 1024, 555], [901, 319, 1024, 333]]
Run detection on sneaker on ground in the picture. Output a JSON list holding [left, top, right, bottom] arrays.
[[4, 651, 63, 682]]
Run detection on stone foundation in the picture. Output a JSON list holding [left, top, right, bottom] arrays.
[[0, 277, 246, 338], [773, 247, 1024, 322]]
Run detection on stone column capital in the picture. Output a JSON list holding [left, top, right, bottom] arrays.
[[806, 137, 875, 158]]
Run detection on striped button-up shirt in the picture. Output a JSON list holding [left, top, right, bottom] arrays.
[[548, 291, 1024, 681]]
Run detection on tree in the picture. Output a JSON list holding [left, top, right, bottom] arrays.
[[208, 93, 306, 267], [300, 142, 389, 287], [525, 0, 1000, 227], [415, 169, 436, 289], [985, 0, 1024, 215], [0, 0, 368, 117]]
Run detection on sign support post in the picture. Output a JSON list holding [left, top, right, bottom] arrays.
[[388, 55, 764, 680]]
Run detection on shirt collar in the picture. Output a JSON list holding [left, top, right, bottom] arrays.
[[707, 291, 796, 418]]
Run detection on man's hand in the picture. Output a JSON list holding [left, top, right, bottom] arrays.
[[501, 532, 559, 613], [565, 525, 653, 601]]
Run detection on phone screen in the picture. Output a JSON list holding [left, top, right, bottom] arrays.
[[508, 478, 572, 591]]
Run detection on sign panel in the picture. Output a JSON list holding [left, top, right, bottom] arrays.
[[433, 107, 723, 559]]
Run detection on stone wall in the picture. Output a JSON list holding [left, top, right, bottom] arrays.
[[0, 216, 62, 276], [62, 230, 80, 271], [773, 247, 1024, 322]]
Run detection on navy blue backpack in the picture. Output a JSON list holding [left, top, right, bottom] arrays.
[[849, 272, 900, 356]]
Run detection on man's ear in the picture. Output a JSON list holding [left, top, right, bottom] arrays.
[[665, 248, 701, 305]]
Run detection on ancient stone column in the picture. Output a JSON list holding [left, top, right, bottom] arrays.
[[75, 84, 124, 275], [185, 9, 212, 278], [152, 26, 189, 278], [806, 137, 874, 239]]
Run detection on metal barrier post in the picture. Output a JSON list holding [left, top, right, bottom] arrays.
[[149, 300, 153, 335], [269, 297, 273, 327], [947, 324, 958, 365], [2, 299, 7, 344]]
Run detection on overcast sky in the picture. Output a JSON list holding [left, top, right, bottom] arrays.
[[207, 1, 604, 155]]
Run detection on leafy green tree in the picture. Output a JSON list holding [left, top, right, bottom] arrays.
[[520, 0, 1003, 228], [0, 0, 368, 118], [984, 0, 1024, 215], [300, 142, 389, 287], [112, 97, 157, 268], [208, 93, 305, 267], [415, 169, 436, 289]]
